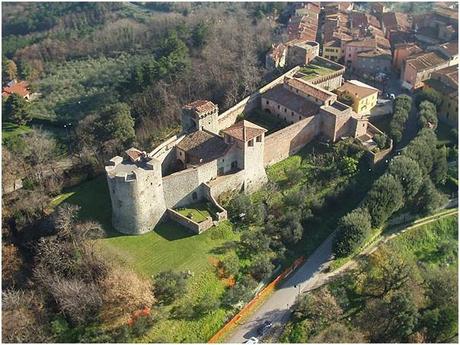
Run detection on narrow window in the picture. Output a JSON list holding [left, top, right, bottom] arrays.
[[192, 192, 198, 201], [248, 139, 254, 147], [256, 135, 262, 142], [266, 100, 269, 105]]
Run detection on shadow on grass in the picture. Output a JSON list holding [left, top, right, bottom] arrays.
[[154, 221, 195, 241]]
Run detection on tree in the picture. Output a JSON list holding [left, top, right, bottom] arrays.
[[249, 254, 274, 281], [219, 252, 240, 278], [404, 128, 438, 175], [152, 270, 189, 305], [358, 246, 411, 299], [414, 178, 447, 216], [191, 23, 209, 48], [2, 289, 49, 342], [373, 133, 388, 150], [309, 323, 366, 343], [2, 58, 17, 81], [193, 295, 220, 317], [333, 208, 372, 257], [293, 288, 343, 331], [100, 266, 155, 323], [421, 305, 458, 343], [279, 210, 303, 245], [240, 228, 271, 254], [431, 146, 448, 185], [97, 102, 135, 144], [418, 100, 438, 129], [359, 291, 418, 342], [387, 156, 423, 201], [364, 174, 404, 227], [227, 194, 251, 220], [416, 88, 442, 109], [4, 93, 31, 125], [340, 156, 358, 176], [221, 275, 257, 308]]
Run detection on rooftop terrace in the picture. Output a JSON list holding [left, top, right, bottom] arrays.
[[296, 57, 343, 81]]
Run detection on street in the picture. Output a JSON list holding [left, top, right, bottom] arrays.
[[224, 233, 335, 343]]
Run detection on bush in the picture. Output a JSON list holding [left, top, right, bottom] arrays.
[[221, 275, 257, 308], [365, 174, 404, 227], [249, 255, 274, 281], [388, 156, 423, 201], [333, 208, 372, 257], [152, 270, 189, 305]]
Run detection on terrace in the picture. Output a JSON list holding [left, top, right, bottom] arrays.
[[242, 108, 290, 135], [296, 57, 343, 81], [175, 202, 218, 223]]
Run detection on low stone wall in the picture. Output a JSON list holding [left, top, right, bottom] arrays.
[[264, 115, 320, 166], [217, 66, 301, 130], [203, 184, 228, 221], [166, 208, 213, 234]]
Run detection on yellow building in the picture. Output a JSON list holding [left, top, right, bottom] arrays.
[[336, 80, 379, 115], [322, 40, 342, 62], [423, 65, 458, 128]]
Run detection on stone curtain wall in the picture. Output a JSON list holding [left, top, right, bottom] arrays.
[[207, 170, 247, 199], [264, 115, 320, 166], [217, 66, 301, 131]]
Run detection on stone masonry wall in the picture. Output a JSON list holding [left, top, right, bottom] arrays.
[[217, 66, 301, 131], [166, 208, 213, 234], [264, 115, 320, 166]]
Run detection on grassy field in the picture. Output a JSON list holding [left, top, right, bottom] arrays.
[[2, 121, 32, 141], [299, 61, 336, 81], [176, 202, 215, 223], [52, 176, 239, 342]]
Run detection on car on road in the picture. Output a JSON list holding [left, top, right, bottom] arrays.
[[244, 337, 259, 344], [257, 320, 273, 336]]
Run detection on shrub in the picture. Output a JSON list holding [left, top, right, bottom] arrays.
[[333, 208, 372, 257], [152, 270, 189, 305], [249, 255, 274, 281]]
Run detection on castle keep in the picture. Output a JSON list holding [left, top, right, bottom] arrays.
[[106, 46, 386, 235]]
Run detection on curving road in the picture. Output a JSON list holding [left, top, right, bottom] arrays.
[[224, 232, 335, 343]]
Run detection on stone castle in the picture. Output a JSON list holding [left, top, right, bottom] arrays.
[[106, 43, 386, 235]]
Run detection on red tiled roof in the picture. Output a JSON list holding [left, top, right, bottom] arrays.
[[2, 81, 30, 98], [285, 77, 335, 102], [183, 100, 217, 114], [221, 120, 266, 142], [346, 38, 377, 48], [406, 51, 449, 71], [125, 148, 144, 162], [382, 12, 411, 31], [439, 41, 458, 56]]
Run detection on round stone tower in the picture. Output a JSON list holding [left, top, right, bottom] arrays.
[[105, 150, 166, 235]]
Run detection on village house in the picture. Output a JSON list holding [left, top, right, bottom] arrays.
[[401, 41, 458, 90], [413, 4, 458, 45], [381, 12, 411, 39], [322, 39, 342, 62], [2, 80, 31, 100], [355, 47, 392, 76], [393, 42, 423, 71], [336, 80, 379, 115], [423, 65, 458, 127]]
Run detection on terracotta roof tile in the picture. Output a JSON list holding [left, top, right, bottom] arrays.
[[176, 130, 228, 162], [2, 81, 30, 98], [221, 120, 266, 142], [183, 100, 217, 114], [407, 51, 449, 71], [338, 81, 379, 98]]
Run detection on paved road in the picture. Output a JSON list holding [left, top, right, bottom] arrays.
[[225, 233, 335, 343]]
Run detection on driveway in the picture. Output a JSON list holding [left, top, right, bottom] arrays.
[[224, 233, 335, 343]]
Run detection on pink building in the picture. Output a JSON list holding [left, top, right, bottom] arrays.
[[344, 39, 377, 68]]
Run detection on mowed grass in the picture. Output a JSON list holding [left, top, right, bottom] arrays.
[[2, 121, 32, 141], [53, 176, 240, 342], [176, 202, 215, 223]]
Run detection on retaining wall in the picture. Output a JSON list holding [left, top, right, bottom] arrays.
[[166, 208, 213, 234]]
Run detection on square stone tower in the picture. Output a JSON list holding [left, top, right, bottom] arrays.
[[181, 100, 219, 134]]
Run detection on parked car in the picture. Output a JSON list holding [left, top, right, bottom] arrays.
[[244, 337, 259, 344], [257, 320, 273, 336], [389, 93, 396, 100]]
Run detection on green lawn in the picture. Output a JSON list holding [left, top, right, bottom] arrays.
[[52, 176, 239, 342], [176, 202, 215, 223], [2, 121, 32, 141], [298, 62, 336, 81]]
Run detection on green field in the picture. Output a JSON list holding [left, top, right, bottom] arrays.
[[2, 121, 32, 141], [298, 61, 337, 81], [53, 177, 239, 342], [176, 202, 215, 223]]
